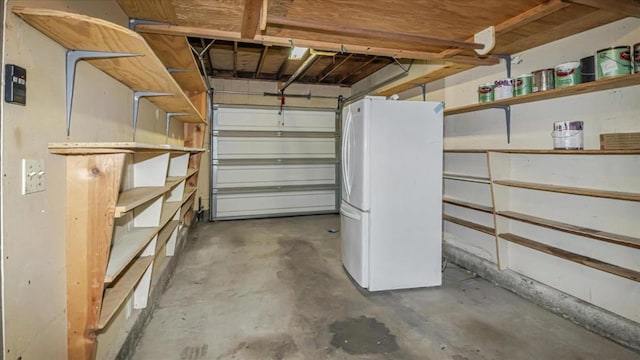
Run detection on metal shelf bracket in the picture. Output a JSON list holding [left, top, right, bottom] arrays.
[[167, 68, 190, 73], [132, 91, 172, 140], [419, 84, 427, 101], [490, 105, 512, 143], [66, 50, 140, 136], [128, 18, 170, 30], [494, 54, 512, 78], [165, 112, 189, 142]]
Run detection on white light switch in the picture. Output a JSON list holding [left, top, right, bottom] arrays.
[[21, 159, 45, 195]]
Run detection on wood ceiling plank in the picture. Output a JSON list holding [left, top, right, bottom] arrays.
[[141, 33, 207, 96], [441, 0, 570, 58], [339, 56, 378, 84], [318, 54, 354, 82], [564, 0, 640, 17], [117, 0, 178, 23], [267, 16, 483, 50], [241, 0, 263, 38]]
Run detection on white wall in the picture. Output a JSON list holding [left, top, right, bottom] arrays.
[[436, 18, 640, 323], [2, 1, 185, 358]]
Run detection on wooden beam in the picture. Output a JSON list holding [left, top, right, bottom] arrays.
[[268, 16, 483, 50], [375, 62, 474, 97], [66, 153, 126, 360], [339, 56, 378, 84], [136, 24, 498, 65], [440, 0, 570, 58], [563, 0, 640, 17], [240, 0, 263, 39], [255, 45, 269, 78], [259, 0, 268, 31], [318, 53, 353, 82]]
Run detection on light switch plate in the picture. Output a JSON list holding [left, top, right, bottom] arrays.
[[21, 159, 45, 194]]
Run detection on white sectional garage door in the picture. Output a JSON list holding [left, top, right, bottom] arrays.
[[210, 105, 339, 220]]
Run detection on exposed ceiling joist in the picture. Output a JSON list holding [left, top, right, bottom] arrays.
[[240, 0, 263, 38], [441, 0, 570, 58], [137, 24, 499, 65], [339, 56, 379, 84], [318, 54, 354, 82], [255, 45, 269, 78], [267, 16, 483, 50], [563, 0, 640, 17]]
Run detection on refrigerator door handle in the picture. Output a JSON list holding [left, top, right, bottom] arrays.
[[341, 107, 353, 199], [340, 204, 361, 220]]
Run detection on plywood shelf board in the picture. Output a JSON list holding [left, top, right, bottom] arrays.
[[49, 142, 205, 153], [104, 227, 158, 283], [13, 7, 204, 124], [445, 73, 640, 116], [443, 172, 490, 183], [493, 180, 640, 202], [442, 197, 493, 213], [182, 187, 197, 203], [443, 214, 495, 235], [115, 187, 167, 217], [157, 220, 179, 249], [499, 233, 640, 282], [498, 211, 640, 249], [98, 256, 153, 329], [160, 201, 182, 226]]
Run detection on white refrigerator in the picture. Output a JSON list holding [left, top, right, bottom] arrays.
[[340, 96, 443, 291]]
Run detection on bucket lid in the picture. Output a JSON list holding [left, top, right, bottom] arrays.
[[555, 61, 580, 69], [532, 68, 555, 73]]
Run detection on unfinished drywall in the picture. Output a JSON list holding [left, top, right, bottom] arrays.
[[197, 78, 350, 211], [432, 18, 640, 325], [1, 1, 186, 359]]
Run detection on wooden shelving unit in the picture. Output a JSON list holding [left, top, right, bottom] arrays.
[[492, 180, 640, 202], [12, 7, 206, 124], [444, 73, 640, 116], [443, 172, 490, 184], [499, 233, 640, 282], [443, 197, 493, 213], [443, 214, 494, 235]]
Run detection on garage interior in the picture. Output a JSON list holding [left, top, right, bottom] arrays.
[[1, 0, 639, 359]]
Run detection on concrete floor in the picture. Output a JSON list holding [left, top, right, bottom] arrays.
[[132, 215, 640, 360]]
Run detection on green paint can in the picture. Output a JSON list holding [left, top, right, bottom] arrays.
[[596, 46, 632, 79], [514, 74, 533, 96], [555, 62, 582, 89], [478, 83, 494, 103]]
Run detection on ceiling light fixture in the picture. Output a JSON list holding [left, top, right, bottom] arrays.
[[289, 46, 308, 60]]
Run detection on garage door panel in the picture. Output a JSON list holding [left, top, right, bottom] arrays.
[[216, 191, 336, 218], [217, 138, 335, 158], [217, 108, 335, 132], [218, 165, 336, 187]]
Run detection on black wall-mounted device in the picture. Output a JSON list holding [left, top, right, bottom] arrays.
[[5, 64, 27, 105]]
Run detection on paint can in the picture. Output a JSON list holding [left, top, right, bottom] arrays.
[[514, 74, 533, 96], [478, 83, 494, 103], [532, 68, 554, 92], [633, 43, 640, 73], [596, 46, 632, 79], [494, 78, 514, 100], [580, 55, 596, 83], [555, 62, 582, 88], [552, 121, 584, 150]]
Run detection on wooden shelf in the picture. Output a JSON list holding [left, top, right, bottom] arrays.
[[98, 256, 153, 329], [49, 142, 205, 154], [443, 172, 490, 183], [499, 233, 640, 282], [157, 220, 179, 249], [493, 180, 640, 202], [443, 197, 493, 213], [186, 168, 198, 178], [13, 8, 205, 124], [443, 214, 494, 235], [498, 211, 640, 249], [182, 187, 197, 203], [115, 186, 166, 218], [104, 227, 158, 283], [445, 73, 640, 116], [160, 201, 182, 226], [488, 149, 640, 155]]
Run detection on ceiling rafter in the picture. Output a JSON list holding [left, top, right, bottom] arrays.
[[255, 45, 270, 78], [339, 56, 379, 84], [318, 54, 354, 82]]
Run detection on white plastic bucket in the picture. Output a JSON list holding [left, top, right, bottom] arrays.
[[552, 121, 584, 150], [494, 78, 514, 100]]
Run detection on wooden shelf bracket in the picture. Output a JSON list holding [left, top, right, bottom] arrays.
[[66, 50, 141, 136], [132, 91, 172, 140]]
